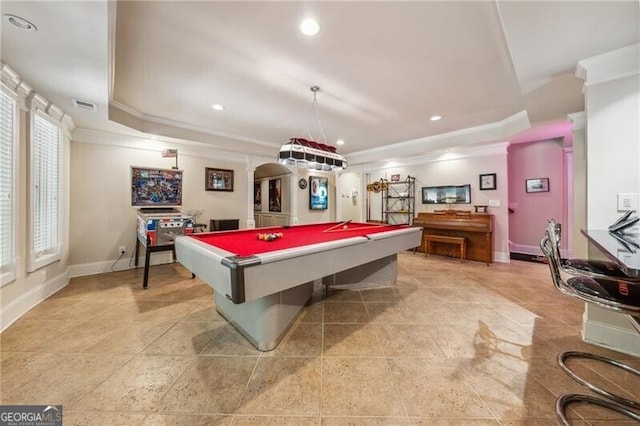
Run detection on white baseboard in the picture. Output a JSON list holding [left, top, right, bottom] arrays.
[[0, 270, 69, 332], [511, 243, 570, 258], [510, 244, 541, 256], [583, 318, 640, 357], [69, 253, 174, 278]]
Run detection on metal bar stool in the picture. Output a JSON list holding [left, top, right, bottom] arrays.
[[540, 220, 640, 424], [549, 219, 640, 282]]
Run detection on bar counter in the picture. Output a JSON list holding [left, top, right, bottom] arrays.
[[581, 229, 640, 278]]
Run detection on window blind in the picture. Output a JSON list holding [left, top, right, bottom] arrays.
[[0, 90, 15, 278], [32, 112, 60, 258]]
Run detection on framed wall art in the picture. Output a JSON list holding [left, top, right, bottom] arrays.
[[421, 184, 471, 204], [206, 168, 234, 191], [479, 173, 496, 190], [268, 178, 281, 212], [526, 178, 549, 193], [254, 181, 262, 211], [309, 176, 328, 210]]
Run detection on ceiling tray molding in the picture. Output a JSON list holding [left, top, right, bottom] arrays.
[[347, 110, 530, 166], [109, 99, 278, 150]]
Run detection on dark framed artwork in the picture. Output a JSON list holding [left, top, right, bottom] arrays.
[[254, 181, 262, 211], [526, 178, 549, 193], [131, 166, 183, 207], [421, 184, 471, 204], [206, 168, 234, 191], [268, 178, 281, 212], [479, 173, 496, 190], [309, 176, 328, 210]]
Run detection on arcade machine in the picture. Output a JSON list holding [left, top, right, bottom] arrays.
[[131, 166, 194, 288]]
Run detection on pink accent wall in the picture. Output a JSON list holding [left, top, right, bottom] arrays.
[[508, 139, 567, 254]]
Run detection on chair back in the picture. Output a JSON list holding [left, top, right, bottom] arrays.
[[541, 221, 640, 317], [540, 230, 572, 297], [546, 219, 563, 260]]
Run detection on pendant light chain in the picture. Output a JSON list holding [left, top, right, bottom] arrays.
[[311, 86, 328, 144], [278, 85, 347, 170]]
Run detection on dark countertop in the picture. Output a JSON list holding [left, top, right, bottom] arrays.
[[581, 229, 640, 278]]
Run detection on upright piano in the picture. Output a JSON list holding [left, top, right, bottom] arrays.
[[413, 210, 494, 263]]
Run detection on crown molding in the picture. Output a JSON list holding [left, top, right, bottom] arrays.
[[360, 141, 510, 172], [1, 62, 75, 129], [576, 43, 640, 86], [109, 99, 278, 151], [348, 110, 529, 166], [567, 112, 585, 130], [71, 126, 272, 165]]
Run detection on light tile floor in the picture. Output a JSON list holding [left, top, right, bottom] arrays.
[[2, 252, 639, 425]]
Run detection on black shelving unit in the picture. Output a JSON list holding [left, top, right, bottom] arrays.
[[382, 176, 415, 225]]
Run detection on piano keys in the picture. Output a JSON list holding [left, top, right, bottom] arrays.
[[413, 210, 494, 264]]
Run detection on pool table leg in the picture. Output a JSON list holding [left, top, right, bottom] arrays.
[[214, 281, 313, 351]]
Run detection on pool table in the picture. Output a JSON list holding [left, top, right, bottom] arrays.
[[175, 222, 421, 350]]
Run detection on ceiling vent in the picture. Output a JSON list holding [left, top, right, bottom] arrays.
[[72, 98, 97, 112]]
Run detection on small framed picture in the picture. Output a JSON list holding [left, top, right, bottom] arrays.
[[390, 174, 400, 182], [253, 181, 262, 211], [526, 178, 549, 193], [474, 205, 488, 213], [309, 176, 328, 210], [479, 173, 496, 190], [206, 168, 234, 191], [268, 178, 282, 212]]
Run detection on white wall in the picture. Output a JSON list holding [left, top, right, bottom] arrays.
[[1, 99, 72, 331], [337, 171, 362, 222], [295, 171, 336, 224], [586, 74, 640, 227], [363, 143, 511, 262], [580, 44, 640, 356], [69, 136, 251, 274], [570, 113, 587, 259]]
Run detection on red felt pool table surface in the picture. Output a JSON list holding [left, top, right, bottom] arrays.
[[188, 222, 405, 257]]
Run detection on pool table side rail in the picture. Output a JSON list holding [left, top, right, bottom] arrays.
[[176, 226, 422, 304], [240, 227, 422, 302], [175, 236, 242, 300], [365, 226, 423, 242], [252, 236, 369, 264]]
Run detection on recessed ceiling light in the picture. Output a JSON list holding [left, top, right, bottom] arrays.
[[4, 14, 37, 31], [300, 18, 319, 36], [211, 104, 225, 111], [336, 139, 345, 146], [430, 115, 442, 121]]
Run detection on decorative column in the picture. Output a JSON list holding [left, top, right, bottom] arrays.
[[245, 157, 256, 229], [289, 167, 299, 225], [334, 170, 342, 222]]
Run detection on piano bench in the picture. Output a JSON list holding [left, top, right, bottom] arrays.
[[423, 234, 466, 262]]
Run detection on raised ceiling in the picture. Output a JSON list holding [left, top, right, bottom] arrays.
[[1, 1, 638, 164]]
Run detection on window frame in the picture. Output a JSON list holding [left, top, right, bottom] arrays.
[[27, 108, 62, 272], [0, 84, 17, 286]]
